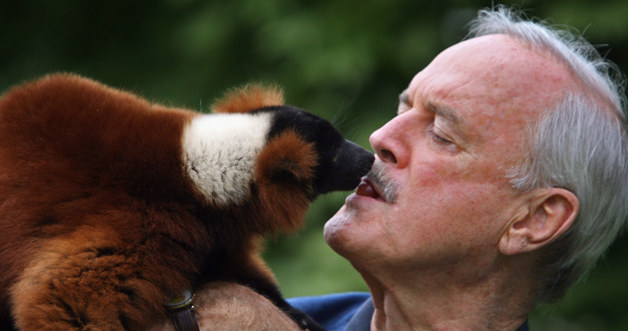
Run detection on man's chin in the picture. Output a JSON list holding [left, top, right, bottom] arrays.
[[323, 205, 353, 247]]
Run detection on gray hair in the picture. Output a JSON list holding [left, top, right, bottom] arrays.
[[468, 6, 628, 302]]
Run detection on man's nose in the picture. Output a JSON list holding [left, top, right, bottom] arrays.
[[369, 117, 408, 168]]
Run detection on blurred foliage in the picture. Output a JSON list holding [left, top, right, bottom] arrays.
[[1, 1, 627, 330]]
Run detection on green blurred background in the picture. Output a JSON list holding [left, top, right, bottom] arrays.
[[1, 1, 627, 329]]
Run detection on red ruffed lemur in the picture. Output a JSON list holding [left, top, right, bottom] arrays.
[[0, 74, 374, 330]]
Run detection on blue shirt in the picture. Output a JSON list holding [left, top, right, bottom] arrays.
[[288, 293, 530, 331]]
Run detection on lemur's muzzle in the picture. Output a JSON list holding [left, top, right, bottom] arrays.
[[318, 139, 374, 194]]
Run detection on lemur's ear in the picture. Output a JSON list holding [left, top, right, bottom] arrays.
[[212, 83, 284, 114], [253, 129, 318, 232], [255, 130, 317, 184]]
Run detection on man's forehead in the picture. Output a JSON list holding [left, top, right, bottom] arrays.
[[405, 35, 574, 119]]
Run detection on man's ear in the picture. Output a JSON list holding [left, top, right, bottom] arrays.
[[499, 188, 579, 255]]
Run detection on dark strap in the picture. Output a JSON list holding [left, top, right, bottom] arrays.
[[170, 308, 199, 331], [284, 306, 325, 331], [165, 289, 199, 331]]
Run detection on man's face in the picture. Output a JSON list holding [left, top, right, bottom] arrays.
[[324, 34, 574, 277]]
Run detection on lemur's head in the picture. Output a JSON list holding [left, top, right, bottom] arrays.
[[182, 84, 374, 231]]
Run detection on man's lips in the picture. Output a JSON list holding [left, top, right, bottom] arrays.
[[355, 177, 385, 201]]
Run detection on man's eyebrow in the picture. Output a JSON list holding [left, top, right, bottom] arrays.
[[426, 101, 463, 126], [398, 91, 465, 129]]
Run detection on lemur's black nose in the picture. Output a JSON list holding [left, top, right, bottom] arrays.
[[319, 139, 374, 193]]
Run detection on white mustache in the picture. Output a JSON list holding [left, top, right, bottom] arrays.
[[365, 162, 398, 203]]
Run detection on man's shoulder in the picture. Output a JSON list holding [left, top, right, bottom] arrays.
[[288, 292, 372, 331], [288, 292, 530, 331]]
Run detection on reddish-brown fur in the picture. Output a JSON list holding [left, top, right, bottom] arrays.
[[212, 84, 284, 114], [0, 74, 317, 330], [254, 130, 318, 232]]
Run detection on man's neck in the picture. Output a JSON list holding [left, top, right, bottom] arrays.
[[358, 261, 534, 331]]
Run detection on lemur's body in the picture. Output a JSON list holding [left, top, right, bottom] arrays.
[[0, 74, 373, 330]]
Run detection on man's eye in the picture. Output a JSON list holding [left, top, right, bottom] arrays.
[[431, 131, 453, 145], [427, 125, 453, 145]]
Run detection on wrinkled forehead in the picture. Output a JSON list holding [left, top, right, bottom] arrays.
[[408, 34, 576, 129]]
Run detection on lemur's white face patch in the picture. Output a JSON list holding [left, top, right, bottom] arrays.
[[182, 112, 272, 206]]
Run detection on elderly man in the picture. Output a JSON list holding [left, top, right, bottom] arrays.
[[155, 5, 627, 331], [290, 6, 628, 331]]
